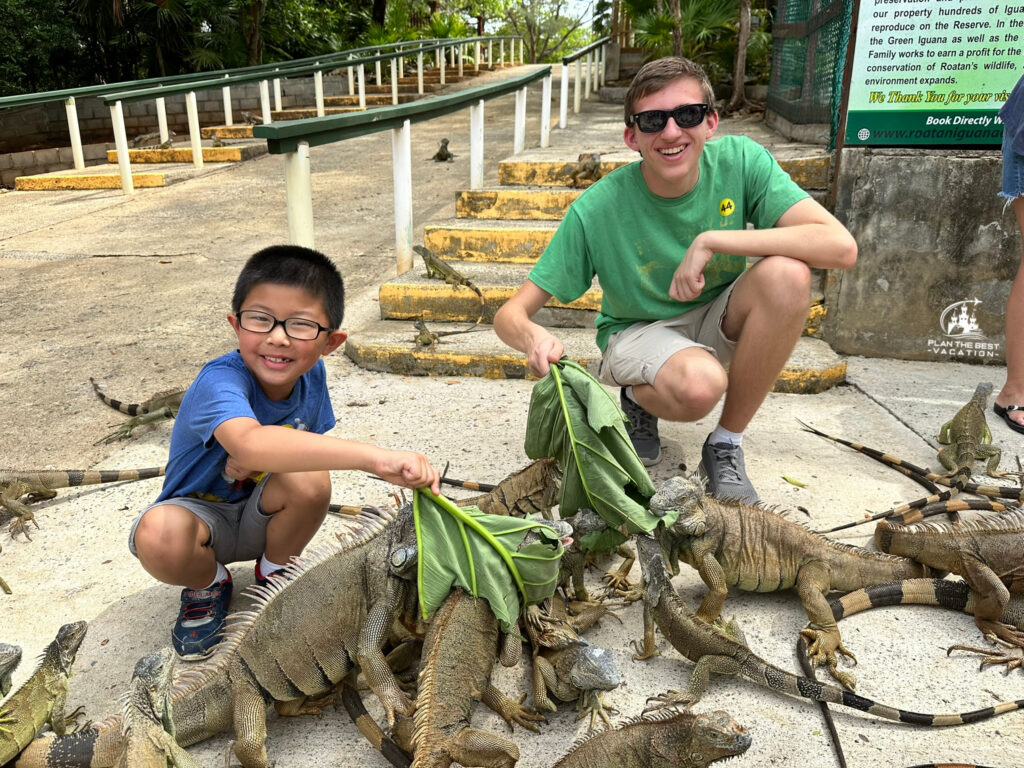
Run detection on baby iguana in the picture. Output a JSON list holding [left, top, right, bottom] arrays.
[[116, 648, 202, 768], [875, 511, 1024, 653], [646, 474, 934, 690], [0, 643, 22, 700], [552, 707, 751, 768], [431, 138, 454, 162], [633, 534, 1024, 726], [412, 245, 486, 325], [568, 152, 603, 189], [412, 319, 484, 348], [90, 378, 186, 443], [0, 621, 87, 765]]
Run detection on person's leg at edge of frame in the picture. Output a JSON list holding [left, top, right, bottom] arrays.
[[254, 470, 331, 586], [994, 194, 1024, 432]]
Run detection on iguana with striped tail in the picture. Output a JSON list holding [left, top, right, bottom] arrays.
[[17, 506, 421, 768], [552, 707, 750, 768], [0, 467, 165, 538], [0, 643, 22, 700], [632, 533, 1024, 726], [0, 621, 87, 765], [89, 378, 186, 444], [874, 511, 1024, 653], [643, 474, 936, 690]]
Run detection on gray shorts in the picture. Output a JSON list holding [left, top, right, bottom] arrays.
[[128, 474, 272, 565], [597, 278, 738, 387]]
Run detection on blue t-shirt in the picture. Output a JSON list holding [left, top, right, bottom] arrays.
[[156, 350, 335, 503]]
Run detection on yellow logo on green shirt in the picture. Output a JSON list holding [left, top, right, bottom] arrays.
[[719, 198, 735, 216]]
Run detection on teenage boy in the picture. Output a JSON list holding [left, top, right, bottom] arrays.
[[130, 245, 440, 658], [494, 57, 857, 502]]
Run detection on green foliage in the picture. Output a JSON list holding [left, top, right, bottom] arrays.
[[499, 0, 592, 63], [423, 11, 470, 39], [414, 490, 563, 632], [524, 360, 677, 538], [0, 0, 98, 95]]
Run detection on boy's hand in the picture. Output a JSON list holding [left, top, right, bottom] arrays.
[[527, 333, 564, 378], [224, 455, 260, 482], [671, 234, 714, 302], [375, 449, 441, 495]]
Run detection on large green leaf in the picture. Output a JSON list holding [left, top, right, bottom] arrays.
[[525, 359, 678, 536], [413, 490, 564, 632]]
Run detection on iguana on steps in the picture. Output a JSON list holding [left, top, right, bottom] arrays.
[[115, 649, 201, 768], [0, 468, 165, 538], [411, 319, 485, 348], [875, 511, 1024, 652], [412, 245, 486, 325], [0, 644, 21, 700], [89, 378, 186, 444], [551, 707, 750, 768], [0, 621, 87, 765], [17, 507, 420, 768], [411, 588, 544, 768], [644, 474, 935, 690], [632, 533, 1024, 726], [568, 153, 603, 189]]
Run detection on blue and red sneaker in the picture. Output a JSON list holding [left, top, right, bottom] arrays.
[[171, 573, 232, 660]]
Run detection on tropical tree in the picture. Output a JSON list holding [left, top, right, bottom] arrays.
[[499, 0, 592, 63]]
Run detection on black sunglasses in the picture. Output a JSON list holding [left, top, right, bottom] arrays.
[[629, 103, 710, 133]]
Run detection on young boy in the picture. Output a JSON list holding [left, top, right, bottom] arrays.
[[130, 245, 440, 659], [494, 57, 857, 503]]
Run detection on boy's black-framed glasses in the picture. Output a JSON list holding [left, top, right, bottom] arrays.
[[235, 310, 332, 340], [629, 103, 710, 133]]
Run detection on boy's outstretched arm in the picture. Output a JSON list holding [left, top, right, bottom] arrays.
[[213, 417, 440, 494], [494, 279, 563, 377]]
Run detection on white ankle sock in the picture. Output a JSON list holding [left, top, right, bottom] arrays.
[[709, 425, 743, 447], [259, 554, 287, 578], [205, 562, 229, 589]]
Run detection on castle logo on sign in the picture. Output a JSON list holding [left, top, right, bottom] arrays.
[[925, 298, 999, 360]]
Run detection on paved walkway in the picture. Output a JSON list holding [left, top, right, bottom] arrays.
[[1, 69, 1022, 767]]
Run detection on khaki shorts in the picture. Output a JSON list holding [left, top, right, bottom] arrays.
[[597, 279, 738, 388], [128, 474, 272, 565]]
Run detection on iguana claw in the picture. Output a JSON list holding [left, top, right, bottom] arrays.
[[799, 627, 858, 690], [575, 690, 617, 732], [629, 638, 659, 661], [500, 693, 546, 732], [642, 689, 694, 714], [948, 635, 1024, 673]]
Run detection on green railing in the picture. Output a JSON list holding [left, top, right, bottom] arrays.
[[559, 36, 610, 128]]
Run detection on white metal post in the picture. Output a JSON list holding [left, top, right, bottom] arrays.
[[600, 45, 606, 87], [458, 45, 464, 78], [449, 44, 456, 67], [488, 41, 493, 67], [64, 98, 85, 170], [573, 59, 582, 113], [520, 39, 525, 64], [273, 77, 282, 111], [347, 65, 354, 95], [417, 51, 424, 95], [185, 91, 203, 169], [474, 41, 480, 73], [156, 97, 169, 142], [222, 80, 233, 126], [391, 59, 399, 105], [440, 46, 446, 85], [375, 53, 382, 86], [357, 64, 366, 109], [109, 100, 134, 195], [500, 40, 505, 67], [391, 119, 413, 274], [399, 54, 405, 79], [559, 63, 568, 129], [284, 142, 315, 248], [540, 74, 551, 148], [514, 86, 526, 155], [259, 80, 271, 123], [314, 70, 325, 117], [469, 99, 484, 190], [584, 52, 592, 99]]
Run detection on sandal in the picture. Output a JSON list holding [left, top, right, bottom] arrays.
[[993, 403, 1024, 435]]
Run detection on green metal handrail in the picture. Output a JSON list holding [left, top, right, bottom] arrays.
[[562, 36, 610, 65]]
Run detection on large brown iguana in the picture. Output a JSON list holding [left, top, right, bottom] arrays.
[[89, 378, 186, 444], [115, 648, 201, 768], [632, 532, 1024, 726], [0, 622, 87, 765], [875, 511, 1024, 652], [411, 588, 544, 768], [644, 474, 935, 690], [0, 644, 21, 700], [552, 707, 751, 768], [17, 507, 420, 768], [0, 467, 165, 538]]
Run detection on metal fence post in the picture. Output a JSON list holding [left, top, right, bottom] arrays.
[[259, 80, 271, 123], [584, 52, 592, 100], [559, 63, 568, 129], [391, 59, 399, 105], [573, 59, 582, 113], [222, 77, 233, 126], [417, 51, 424, 95], [185, 91, 203, 169], [540, 74, 551, 148], [358, 64, 366, 109], [156, 97, 169, 143], [314, 70, 325, 118], [470, 99, 484, 190], [64, 97, 85, 170], [514, 86, 526, 155], [273, 77, 282, 111], [109, 100, 134, 195], [284, 141, 314, 248], [392, 119, 413, 274], [475, 41, 481, 73]]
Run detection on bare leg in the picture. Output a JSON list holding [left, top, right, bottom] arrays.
[[134, 505, 216, 590], [995, 195, 1024, 428], [258, 470, 331, 564]]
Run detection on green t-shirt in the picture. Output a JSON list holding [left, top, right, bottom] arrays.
[[528, 135, 810, 351]]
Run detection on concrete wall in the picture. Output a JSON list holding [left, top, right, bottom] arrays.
[[826, 148, 1018, 365]]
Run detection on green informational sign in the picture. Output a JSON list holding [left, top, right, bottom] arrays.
[[845, 0, 1024, 146]]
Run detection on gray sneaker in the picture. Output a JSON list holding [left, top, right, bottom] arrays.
[[699, 438, 759, 504], [619, 388, 661, 466]]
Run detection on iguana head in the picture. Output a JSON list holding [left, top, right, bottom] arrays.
[[567, 641, 620, 693], [651, 475, 706, 535], [690, 710, 751, 763], [131, 648, 177, 729], [50, 620, 88, 676], [0, 642, 21, 698]]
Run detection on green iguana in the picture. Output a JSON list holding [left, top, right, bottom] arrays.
[[0, 621, 87, 765], [116, 648, 202, 768], [552, 708, 751, 768], [412, 319, 485, 348], [430, 138, 454, 162], [0, 468, 166, 538], [89, 378, 186, 444], [412, 245, 486, 325], [632, 533, 1024, 726], [411, 588, 544, 768], [568, 153, 603, 189], [644, 474, 935, 690], [17, 507, 420, 768], [875, 511, 1024, 652], [454, 458, 561, 520], [0, 643, 21, 696]]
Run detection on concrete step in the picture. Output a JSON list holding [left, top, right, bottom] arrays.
[[344, 322, 846, 390], [324, 94, 421, 106], [423, 221, 558, 263], [201, 125, 255, 139], [362, 83, 441, 94], [13, 164, 188, 190], [456, 187, 582, 220], [271, 106, 367, 120], [106, 142, 267, 164]]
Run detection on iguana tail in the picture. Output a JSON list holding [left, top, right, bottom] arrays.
[[14, 718, 123, 768], [339, 682, 411, 768], [0, 468, 165, 490]]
